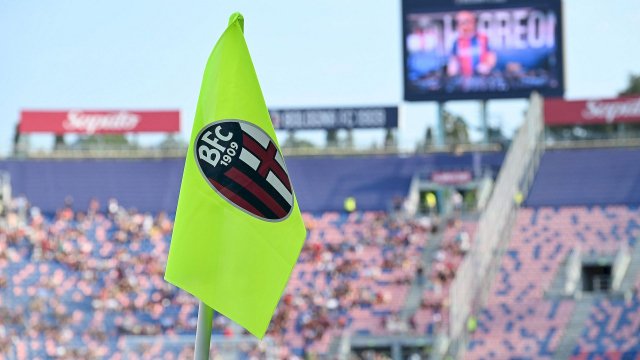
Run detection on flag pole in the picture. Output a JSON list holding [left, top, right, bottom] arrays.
[[194, 301, 214, 360]]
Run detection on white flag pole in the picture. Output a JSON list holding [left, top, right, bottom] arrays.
[[194, 301, 214, 360]]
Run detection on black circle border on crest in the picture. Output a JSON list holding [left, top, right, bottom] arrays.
[[193, 119, 294, 223]]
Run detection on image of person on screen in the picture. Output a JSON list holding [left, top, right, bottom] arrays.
[[447, 11, 496, 78]]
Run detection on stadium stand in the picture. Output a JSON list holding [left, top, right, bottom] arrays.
[[466, 196, 640, 358], [526, 148, 640, 207], [0, 193, 446, 359], [272, 211, 430, 357], [5, 97, 640, 359], [572, 296, 640, 359], [453, 96, 640, 359]]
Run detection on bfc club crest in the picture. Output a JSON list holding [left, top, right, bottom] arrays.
[[194, 120, 294, 221]]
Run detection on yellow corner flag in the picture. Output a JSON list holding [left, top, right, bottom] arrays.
[[165, 13, 306, 338]]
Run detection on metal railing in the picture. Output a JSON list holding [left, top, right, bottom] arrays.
[[546, 137, 640, 150], [8, 143, 504, 160], [121, 335, 277, 360], [16, 147, 188, 159]]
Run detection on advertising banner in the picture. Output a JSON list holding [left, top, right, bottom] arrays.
[[544, 97, 640, 126], [269, 107, 398, 130], [19, 110, 180, 134], [431, 170, 473, 184]]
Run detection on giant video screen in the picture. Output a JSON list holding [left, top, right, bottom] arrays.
[[403, 0, 564, 101]]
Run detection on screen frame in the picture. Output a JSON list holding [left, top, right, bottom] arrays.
[[402, 0, 565, 101]]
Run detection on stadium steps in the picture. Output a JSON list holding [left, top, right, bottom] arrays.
[[619, 244, 640, 292], [546, 249, 586, 298], [552, 297, 593, 360], [546, 253, 571, 297], [400, 215, 450, 323]]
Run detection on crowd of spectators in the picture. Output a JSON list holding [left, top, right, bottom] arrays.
[[411, 218, 476, 336], [0, 196, 446, 359], [268, 211, 431, 356], [431, 218, 473, 291], [0, 196, 192, 358]]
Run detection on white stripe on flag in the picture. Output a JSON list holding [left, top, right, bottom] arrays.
[[267, 171, 293, 205], [240, 122, 270, 149], [239, 148, 260, 170]]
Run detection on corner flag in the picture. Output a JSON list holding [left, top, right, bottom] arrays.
[[165, 13, 306, 338]]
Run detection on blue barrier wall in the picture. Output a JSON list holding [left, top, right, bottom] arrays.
[[526, 148, 640, 207], [0, 159, 185, 215], [0, 152, 504, 214]]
